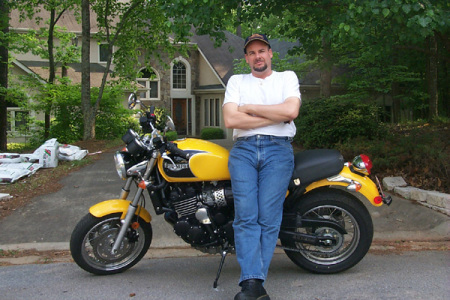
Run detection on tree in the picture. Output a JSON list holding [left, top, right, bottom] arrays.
[[239, 0, 449, 120], [79, 0, 240, 140], [81, 0, 171, 140], [236, 1, 347, 98], [11, 0, 80, 138], [0, 0, 9, 151], [341, 0, 449, 120], [81, 0, 91, 140]]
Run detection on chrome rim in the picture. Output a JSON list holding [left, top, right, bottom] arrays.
[[81, 216, 146, 271], [296, 205, 360, 265]]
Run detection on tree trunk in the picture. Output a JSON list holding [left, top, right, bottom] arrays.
[[43, 9, 57, 139], [81, 0, 94, 141], [320, 37, 332, 98], [0, 0, 9, 151], [427, 34, 439, 120], [391, 51, 401, 123]]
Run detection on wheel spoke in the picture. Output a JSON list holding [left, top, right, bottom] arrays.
[[293, 205, 360, 264]]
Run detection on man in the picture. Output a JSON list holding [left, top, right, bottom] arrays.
[[223, 34, 301, 300]]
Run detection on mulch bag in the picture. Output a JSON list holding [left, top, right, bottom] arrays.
[[0, 162, 42, 184], [33, 138, 59, 168], [58, 144, 88, 161], [0, 153, 22, 163]]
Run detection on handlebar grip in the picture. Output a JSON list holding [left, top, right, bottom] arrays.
[[167, 142, 190, 160]]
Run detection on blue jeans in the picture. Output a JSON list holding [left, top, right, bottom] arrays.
[[229, 135, 294, 284]]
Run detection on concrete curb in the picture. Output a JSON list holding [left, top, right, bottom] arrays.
[[383, 177, 450, 216]]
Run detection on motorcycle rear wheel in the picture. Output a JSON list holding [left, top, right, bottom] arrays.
[[281, 189, 373, 274], [70, 213, 152, 275]]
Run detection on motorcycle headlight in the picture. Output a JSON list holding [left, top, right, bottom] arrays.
[[114, 152, 127, 180]]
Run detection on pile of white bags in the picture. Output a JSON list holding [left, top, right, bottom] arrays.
[[0, 139, 89, 184]]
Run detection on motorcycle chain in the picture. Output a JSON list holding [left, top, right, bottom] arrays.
[[276, 244, 340, 256]]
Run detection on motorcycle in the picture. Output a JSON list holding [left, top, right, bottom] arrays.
[[70, 93, 392, 287]]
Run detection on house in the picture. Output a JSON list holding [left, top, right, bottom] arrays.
[[8, 9, 325, 143]]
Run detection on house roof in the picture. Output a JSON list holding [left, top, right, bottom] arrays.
[[16, 61, 115, 87], [190, 32, 245, 85], [9, 8, 99, 34]]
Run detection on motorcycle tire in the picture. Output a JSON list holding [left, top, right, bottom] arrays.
[[70, 213, 152, 275], [281, 189, 373, 274]]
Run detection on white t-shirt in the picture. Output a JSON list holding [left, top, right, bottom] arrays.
[[223, 70, 301, 140]]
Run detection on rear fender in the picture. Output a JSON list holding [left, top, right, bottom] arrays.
[[89, 199, 152, 223], [304, 166, 382, 207]]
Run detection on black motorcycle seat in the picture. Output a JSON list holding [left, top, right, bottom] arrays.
[[289, 149, 344, 189]]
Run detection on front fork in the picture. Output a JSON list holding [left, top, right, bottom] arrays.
[[111, 153, 158, 254]]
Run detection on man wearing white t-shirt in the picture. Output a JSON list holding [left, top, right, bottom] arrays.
[[223, 34, 301, 300]]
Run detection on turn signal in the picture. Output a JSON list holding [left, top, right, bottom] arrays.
[[131, 222, 140, 230], [138, 180, 147, 189]]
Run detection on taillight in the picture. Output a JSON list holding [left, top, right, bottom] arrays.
[[352, 154, 373, 175], [373, 196, 383, 205]]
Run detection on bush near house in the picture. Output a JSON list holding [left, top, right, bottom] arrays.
[[165, 131, 178, 141], [294, 96, 449, 193], [200, 128, 224, 140], [294, 96, 386, 149]]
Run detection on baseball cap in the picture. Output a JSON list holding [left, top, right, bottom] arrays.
[[244, 33, 271, 54]]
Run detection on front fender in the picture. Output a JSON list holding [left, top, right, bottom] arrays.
[[305, 166, 382, 207], [89, 199, 152, 223]]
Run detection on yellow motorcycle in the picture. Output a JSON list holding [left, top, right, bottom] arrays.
[[70, 94, 391, 287]]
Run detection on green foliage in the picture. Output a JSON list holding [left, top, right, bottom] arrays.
[[295, 97, 385, 149], [233, 52, 309, 80], [48, 84, 137, 144], [5, 143, 36, 153], [234, 0, 449, 121], [200, 127, 224, 140], [91, 86, 138, 140], [48, 84, 83, 143], [154, 106, 171, 131], [165, 131, 178, 141], [336, 122, 449, 193]]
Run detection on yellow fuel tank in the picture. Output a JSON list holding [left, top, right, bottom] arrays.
[[158, 138, 231, 182]]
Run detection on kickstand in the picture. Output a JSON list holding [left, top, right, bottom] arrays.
[[213, 247, 229, 288]]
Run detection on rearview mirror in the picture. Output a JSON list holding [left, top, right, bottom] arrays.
[[128, 92, 140, 109], [165, 116, 176, 132]]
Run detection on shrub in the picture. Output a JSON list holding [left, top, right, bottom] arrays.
[[165, 131, 178, 141], [336, 123, 449, 193], [49, 85, 138, 143], [200, 128, 224, 140], [295, 97, 385, 149]]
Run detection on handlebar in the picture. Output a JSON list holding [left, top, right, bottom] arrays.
[[166, 142, 190, 160]]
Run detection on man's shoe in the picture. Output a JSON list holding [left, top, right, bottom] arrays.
[[234, 279, 270, 300]]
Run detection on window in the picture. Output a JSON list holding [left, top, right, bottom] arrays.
[[137, 68, 160, 100], [172, 61, 186, 89], [203, 98, 221, 127], [7, 108, 30, 134], [99, 44, 109, 63]]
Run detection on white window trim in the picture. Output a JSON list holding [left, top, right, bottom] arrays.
[[202, 96, 222, 128], [98, 43, 111, 63], [137, 68, 161, 101], [170, 57, 191, 98], [7, 108, 31, 136]]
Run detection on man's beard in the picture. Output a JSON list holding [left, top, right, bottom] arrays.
[[253, 62, 268, 72]]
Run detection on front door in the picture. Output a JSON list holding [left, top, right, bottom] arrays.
[[172, 99, 187, 135]]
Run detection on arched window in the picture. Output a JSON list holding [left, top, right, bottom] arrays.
[[172, 61, 186, 89], [137, 68, 160, 100]]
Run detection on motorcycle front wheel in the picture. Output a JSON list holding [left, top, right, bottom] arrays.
[[281, 189, 373, 274], [70, 213, 152, 275]]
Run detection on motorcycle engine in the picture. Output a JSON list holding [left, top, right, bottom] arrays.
[[166, 182, 234, 247]]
